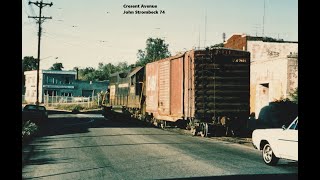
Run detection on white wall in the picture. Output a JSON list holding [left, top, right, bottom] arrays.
[[247, 41, 298, 63], [247, 41, 298, 118]]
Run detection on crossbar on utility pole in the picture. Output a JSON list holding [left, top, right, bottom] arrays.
[[28, 0, 53, 106]]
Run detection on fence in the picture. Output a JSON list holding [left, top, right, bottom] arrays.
[[43, 95, 102, 108]]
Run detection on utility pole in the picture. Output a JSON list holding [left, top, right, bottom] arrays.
[[28, 0, 53, 105]]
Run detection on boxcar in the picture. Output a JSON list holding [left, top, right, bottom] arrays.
[[145, 48, 250, 136]]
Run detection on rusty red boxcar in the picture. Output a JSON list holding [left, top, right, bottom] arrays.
[[145, 48, 250, 136]]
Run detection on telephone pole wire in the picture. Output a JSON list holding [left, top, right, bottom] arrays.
[[28, 0, 53, 105]]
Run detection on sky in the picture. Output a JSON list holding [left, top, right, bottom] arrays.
[[22, 0, 298, 70]]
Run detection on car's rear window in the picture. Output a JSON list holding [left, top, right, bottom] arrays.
[[38, 106, 46, 111], [24, 105, 46, 111], [24, 105, 37, 110]]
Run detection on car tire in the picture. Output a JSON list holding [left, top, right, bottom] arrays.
[[262, 143, 279, 165]]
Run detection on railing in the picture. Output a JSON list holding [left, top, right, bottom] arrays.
[[43, 95, 102, 108]]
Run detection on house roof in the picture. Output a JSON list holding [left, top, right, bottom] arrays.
[[128, 66, 144, 77]]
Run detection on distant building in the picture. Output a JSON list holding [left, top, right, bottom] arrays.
[[224, 34, 298, 118], [24, 70, 109, 103]]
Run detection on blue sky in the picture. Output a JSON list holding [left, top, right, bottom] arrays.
[[22, 0, 298, 70]]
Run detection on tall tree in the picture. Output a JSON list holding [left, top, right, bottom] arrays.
[[22, 56, 38, 94], [136, 38, 171, 66], [50, 63, 64, 71], [22, 56, 37, 71]]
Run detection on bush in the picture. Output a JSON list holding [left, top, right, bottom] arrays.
[[56, 103, 100, 111], [22, 120, 38, 139], [56, 104, 84, 111]]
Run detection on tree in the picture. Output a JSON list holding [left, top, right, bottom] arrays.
[[78, 67, 96, 81], [136, 38, 171, 66], [22, 56, 37, 71], [22, 56, 38, 94], [289, 88, 298, 104], [211, 43, 224, 48], [74, 61, 133, 81], [50, 63, 64, 71]]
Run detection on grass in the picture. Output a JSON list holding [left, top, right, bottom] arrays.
[[55, 103, 100, 111]]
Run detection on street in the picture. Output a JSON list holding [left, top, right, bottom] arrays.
[[22, 110, 298, 180]]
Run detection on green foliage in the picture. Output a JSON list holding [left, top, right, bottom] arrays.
[[22, 120, 38, 139], [22, 56, 38, 71], [22, 56, 38, 94], [289, 88, 298, 104], [273, 88, 298, 104], [50, 62, 64, 70], [56, 104, 84, 111], [55, 104, 100, 111], [211, 43, 224, 48], [76, 61, 131, 81], [136, 37, 171, 66]]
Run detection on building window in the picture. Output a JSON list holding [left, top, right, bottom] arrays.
[[65, 77, 70, 84], [62, 92, 72, 97], [46, 90, 58, 96], [47, 77, 53, 84]]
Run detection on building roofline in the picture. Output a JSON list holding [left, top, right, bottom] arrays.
[[42, 70, 77, 75], [224, 33, 298, 44], [24, 70, 77, 75], [224, 33, 248, 44]]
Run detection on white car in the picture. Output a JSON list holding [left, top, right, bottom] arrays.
[[252, 117, 298, 165]]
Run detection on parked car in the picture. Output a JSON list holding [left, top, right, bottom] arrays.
[[252, 117, 298, 165], [22, 104, 48, 125]]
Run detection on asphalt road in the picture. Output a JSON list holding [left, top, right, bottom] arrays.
[[22, 110, 298, 180]]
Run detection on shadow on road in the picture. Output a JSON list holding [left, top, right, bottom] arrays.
[[165, 173, 298, 180], [23, 109, 298, 178], [35, 110, 155, 138]]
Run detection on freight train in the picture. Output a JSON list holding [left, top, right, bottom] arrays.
[[102, 48, 250, 137]]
